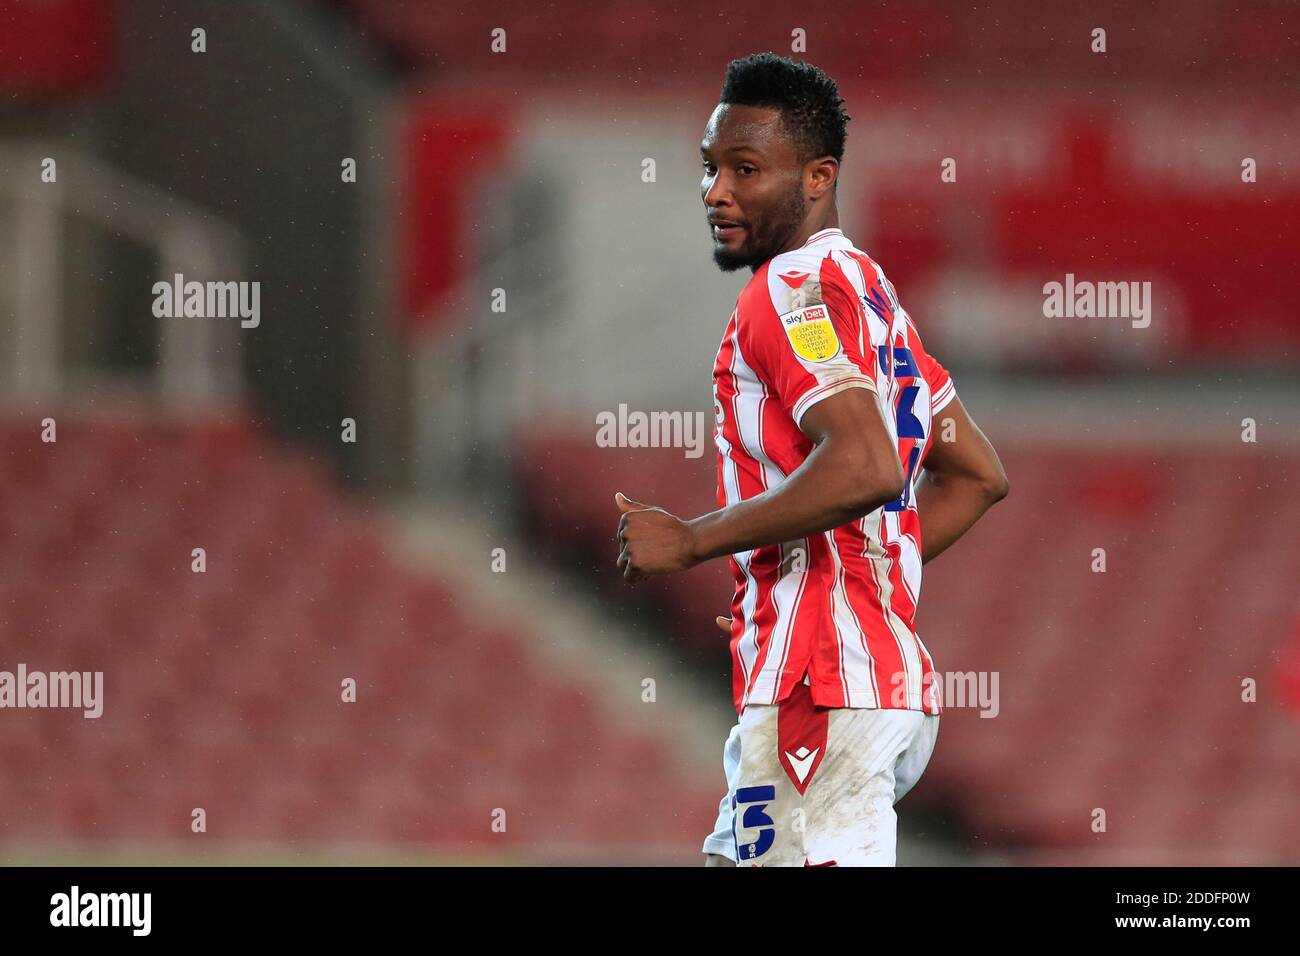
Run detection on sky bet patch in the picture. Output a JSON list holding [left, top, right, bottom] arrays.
[[781, 304, 841, 363]]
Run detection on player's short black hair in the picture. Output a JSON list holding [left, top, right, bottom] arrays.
[[719, 52, 850, 165]]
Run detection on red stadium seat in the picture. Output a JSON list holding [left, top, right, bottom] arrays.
[[0, 414, 712, 858]]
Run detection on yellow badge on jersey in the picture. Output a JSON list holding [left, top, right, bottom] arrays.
[[781, 304, 841, 363]]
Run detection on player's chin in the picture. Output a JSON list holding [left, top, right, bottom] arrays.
[[711, 243, 754, 273]]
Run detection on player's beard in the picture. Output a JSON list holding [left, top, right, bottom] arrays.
[[712, 185, 807, 273]]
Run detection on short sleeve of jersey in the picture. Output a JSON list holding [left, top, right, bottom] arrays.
[[744, 257, 878, 429], [903, 314, 957, 414]]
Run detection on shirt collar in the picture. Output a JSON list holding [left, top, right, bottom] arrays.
[[801, 227, 845, 248]]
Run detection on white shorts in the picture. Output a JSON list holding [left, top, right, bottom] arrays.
[[702, 681, 939, 866]]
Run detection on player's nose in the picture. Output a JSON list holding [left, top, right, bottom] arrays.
[[702, 173, 733, 209]]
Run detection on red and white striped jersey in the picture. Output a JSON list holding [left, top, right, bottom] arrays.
[[712, 227, 956, 716]]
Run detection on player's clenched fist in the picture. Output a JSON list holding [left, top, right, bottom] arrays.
[[614, 492, 699, 581]]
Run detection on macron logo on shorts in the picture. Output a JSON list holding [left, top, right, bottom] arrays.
[[785, 746, 820, 785], [776, 684, 829, 794]]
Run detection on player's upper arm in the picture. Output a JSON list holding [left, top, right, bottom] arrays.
[[923, 395, 1009, 501], [800, 386, 905, 510]]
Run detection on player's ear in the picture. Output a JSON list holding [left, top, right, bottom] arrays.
[[807, 156, 838, 199]]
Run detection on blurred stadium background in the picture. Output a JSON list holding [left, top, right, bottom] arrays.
[[0, 0, 1297, 866]]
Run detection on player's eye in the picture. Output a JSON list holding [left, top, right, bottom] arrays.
[[702, 161, 717, 175], [738, 164, 757, 176]]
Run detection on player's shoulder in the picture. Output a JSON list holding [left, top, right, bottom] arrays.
[[738, 234, 886, 329], [743, 246, 838, 321], [778, 237, 888, 302], [767, 243, 829, 287]]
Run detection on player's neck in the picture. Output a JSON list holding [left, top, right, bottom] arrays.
[[752, 209, 841, 273]]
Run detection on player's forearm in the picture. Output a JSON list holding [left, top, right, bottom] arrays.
[[688, 440, 904, 563], [915, 469, 1007, 563]]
